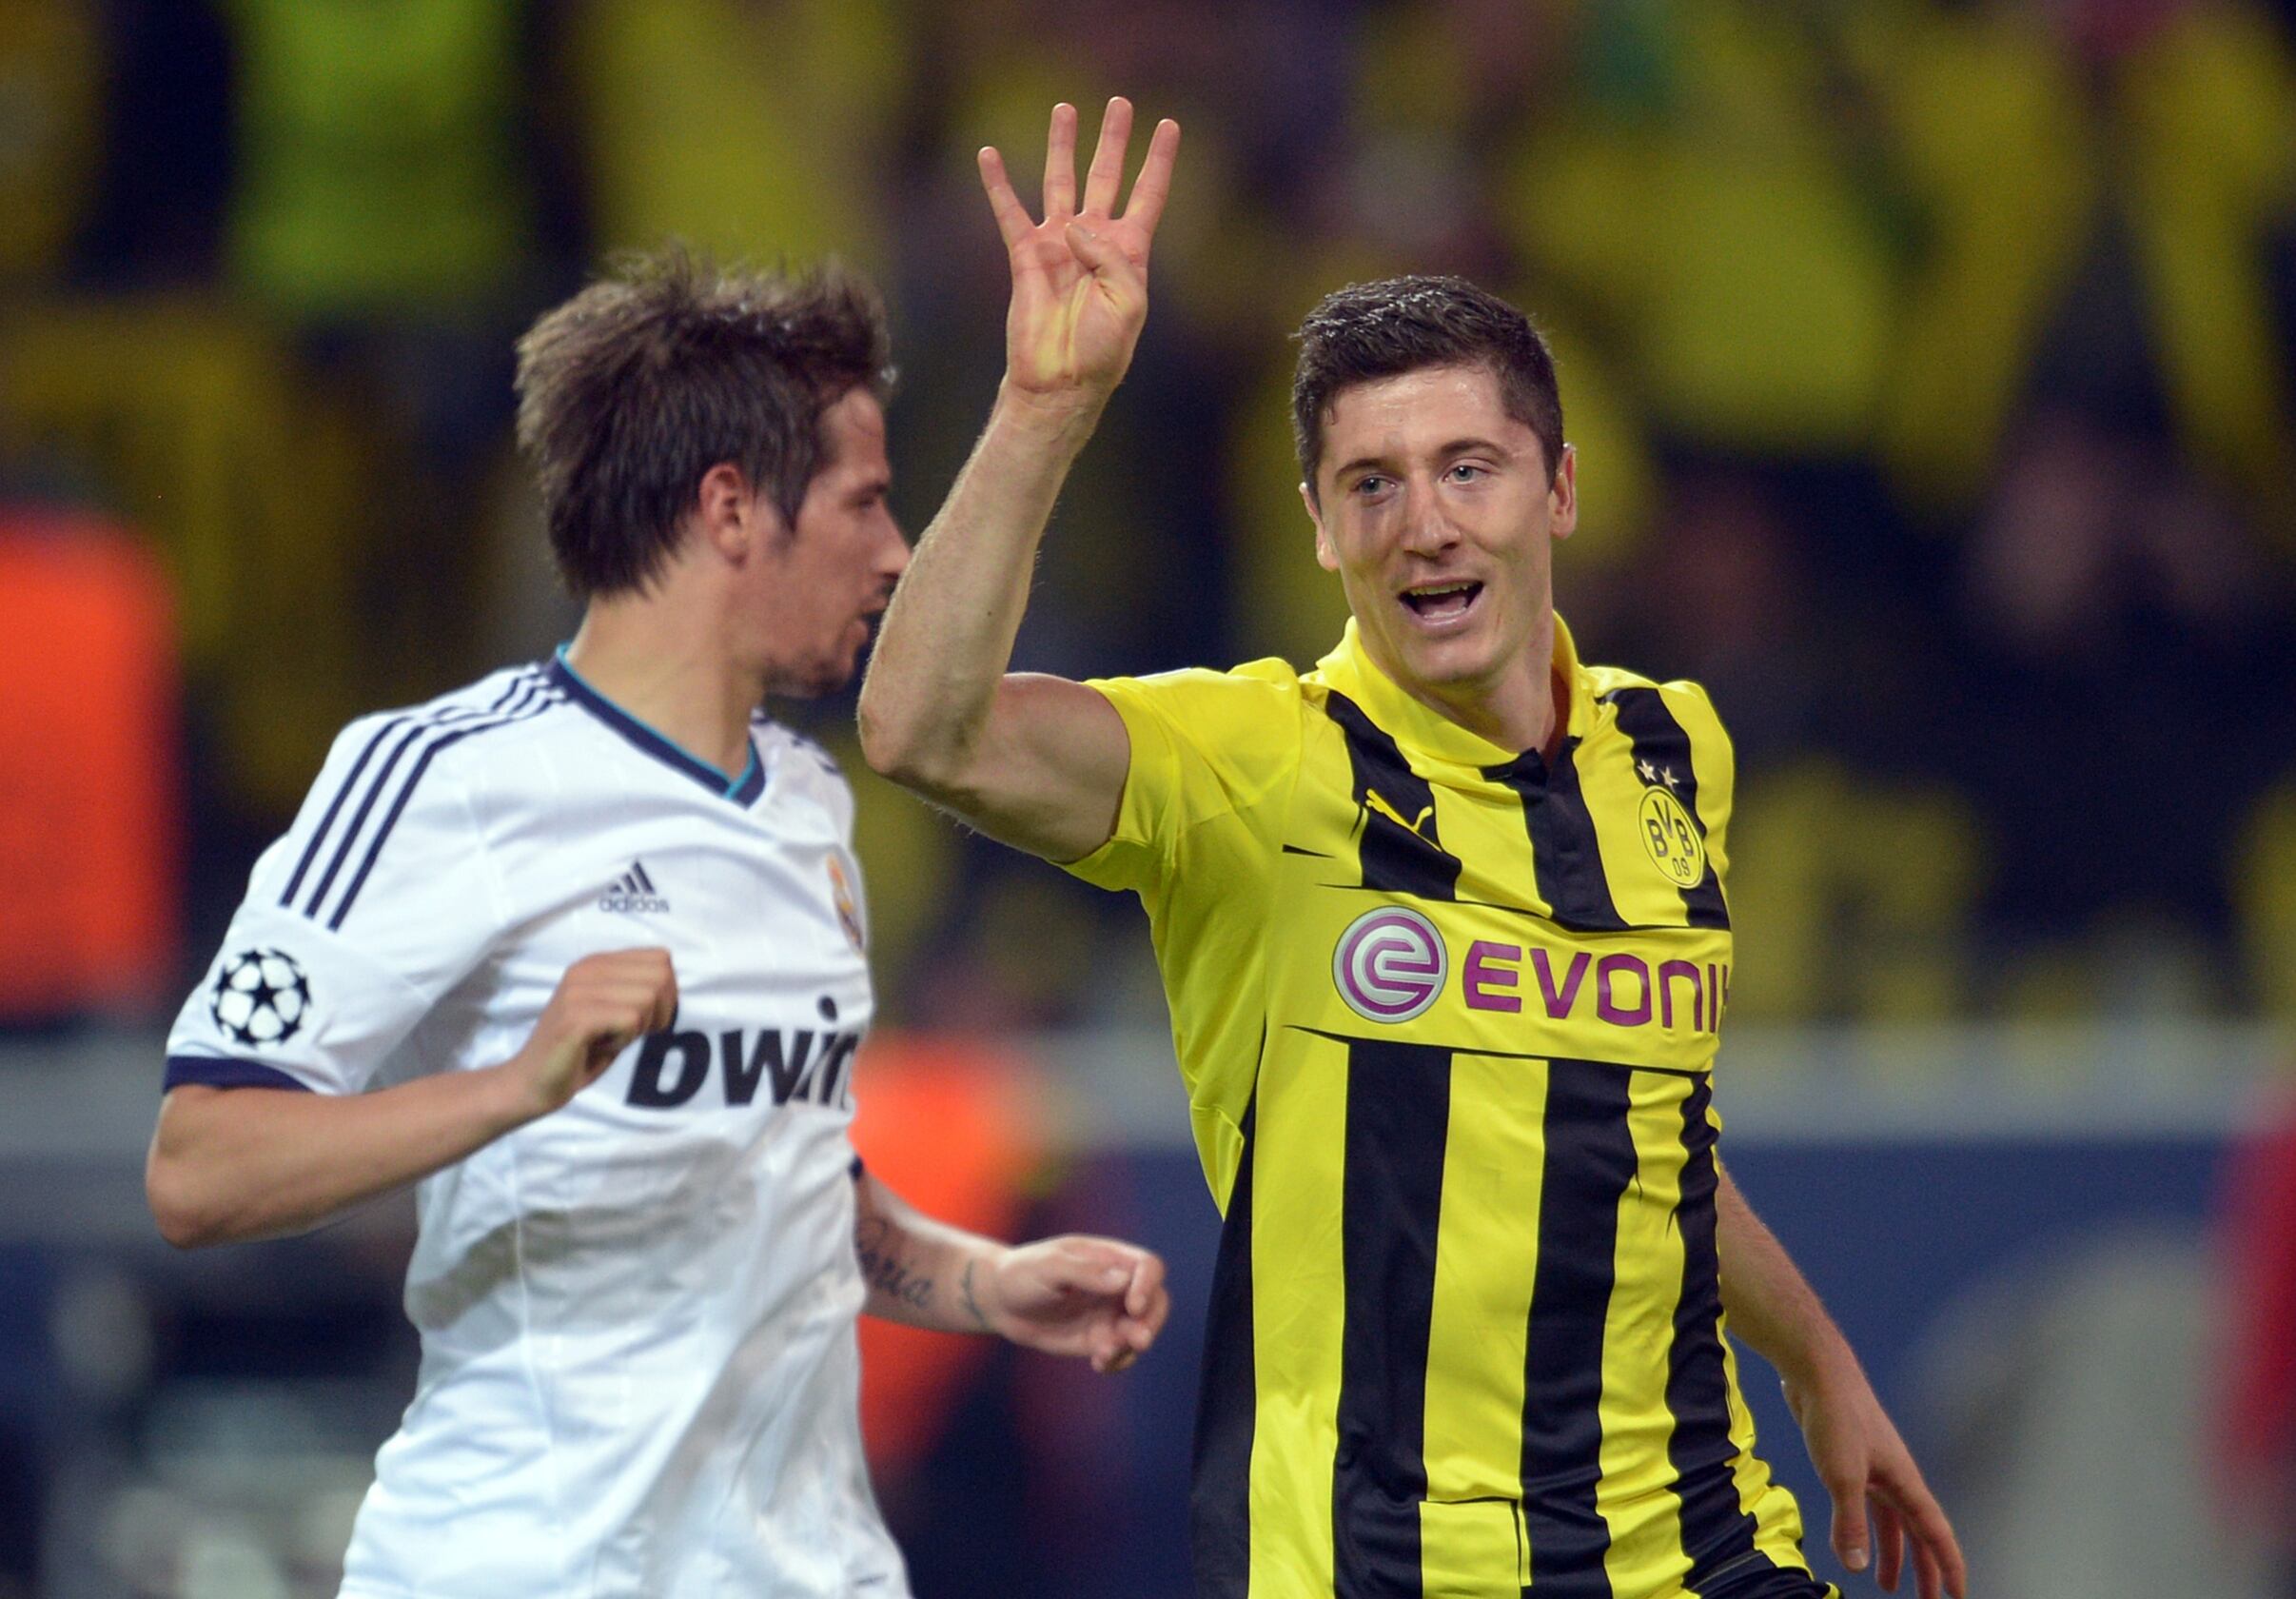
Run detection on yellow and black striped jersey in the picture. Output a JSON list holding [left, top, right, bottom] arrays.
[[1065, 616, 1825, 1599]]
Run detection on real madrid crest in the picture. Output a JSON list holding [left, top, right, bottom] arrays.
[[825, 854, 867, 952], [1634, 762, 1707, 887]]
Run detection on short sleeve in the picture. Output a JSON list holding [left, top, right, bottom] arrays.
[[165, 714, 503, 1096], [1061, 661, 1305, 902]]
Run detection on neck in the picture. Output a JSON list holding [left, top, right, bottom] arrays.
[[563, 595, 761, 779], [1390, 611, 1563, 759]]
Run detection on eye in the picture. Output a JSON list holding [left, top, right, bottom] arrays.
[[1351, 474, 1393, 499], [1445, 462, 1488, 484]]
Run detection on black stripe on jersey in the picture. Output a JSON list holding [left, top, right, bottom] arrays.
[[1666, 1076, 1774, 1595], [1605, 688, 1729, 930], [1520, 1056, 1638, 1599], [325, 687, 560, 929], [1484, 743, 1628, 934], [291, 675, 542, 918], [280, 721, 392, 910], [281, 672, 537, 909], [1325, 692, 1462, 901], [1332, 1038, 1452, 1598], [1191, 1091, 1258, 1599]]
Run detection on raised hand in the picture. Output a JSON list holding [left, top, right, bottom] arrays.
[[977, 97, 1180, 413], [502, 948, 678, 1119], [975, 1234, 1170, 1373]]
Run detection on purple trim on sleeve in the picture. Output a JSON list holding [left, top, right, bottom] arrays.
[[163, 1056, 316, 1094]]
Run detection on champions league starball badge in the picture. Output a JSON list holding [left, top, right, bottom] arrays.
[[209, 948, 314, 1048]]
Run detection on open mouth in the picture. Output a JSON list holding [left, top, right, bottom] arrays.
[[1400, 581, 1483, 622]]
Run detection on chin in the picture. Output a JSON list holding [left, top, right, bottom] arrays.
[[1392, 633, 1501, 692]]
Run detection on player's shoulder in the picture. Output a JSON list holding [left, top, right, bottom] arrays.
[[1584, 658, 1726, 730], [314, 661, 574, 804], [750, 712, 847, 796], [1100, 655, 1311, 715], [263, 664, 568, 920], [751, 715, 856, 822], [1582, 658, 1735, 794], [752, 712, 845, 780]]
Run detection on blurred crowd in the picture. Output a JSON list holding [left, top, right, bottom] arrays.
[[2, 0, 2294, 1036]]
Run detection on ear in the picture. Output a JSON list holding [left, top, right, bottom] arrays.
[[1547, 444, 1579, 543], [1303, 481, 1340, 572], [695, 463, 778, 563]]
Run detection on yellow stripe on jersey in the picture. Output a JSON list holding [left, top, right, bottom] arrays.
[[1246, 1031, 1349, 1596], [1064, 616, 1817, 1599]]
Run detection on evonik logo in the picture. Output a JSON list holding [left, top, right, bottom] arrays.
[[1332, 906, 1447, 1023], [1331, 908, 1731, 1035]]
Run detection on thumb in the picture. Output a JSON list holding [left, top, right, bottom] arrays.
[[1064, 221, 1133, 281]]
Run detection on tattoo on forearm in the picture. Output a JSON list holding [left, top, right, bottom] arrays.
[[961, 1258, 992, 1333], [854, 1218, 934, 1312]]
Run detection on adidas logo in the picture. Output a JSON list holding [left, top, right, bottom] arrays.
[[599, 859, 671, 916]]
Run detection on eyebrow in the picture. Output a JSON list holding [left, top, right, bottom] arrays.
[[1331, 436, 1516, 482]]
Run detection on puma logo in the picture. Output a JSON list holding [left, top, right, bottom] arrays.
[[1364, 789, 1436, 840]]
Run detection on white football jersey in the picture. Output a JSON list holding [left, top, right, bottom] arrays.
[[166, 655, 911, 1599]]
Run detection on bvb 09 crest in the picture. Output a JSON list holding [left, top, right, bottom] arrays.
[[1638, 787, 1707, 887]]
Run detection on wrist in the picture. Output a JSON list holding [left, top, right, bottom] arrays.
[[991, 380, 1107, 449], [478, 1055, 552, 1135], [963, 1242, 1013, 1337], [1774, 1328, 1859, 1395]]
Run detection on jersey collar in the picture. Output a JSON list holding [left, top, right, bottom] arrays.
[[547, 649, 767, 805], [1313, 612, 1596, 768]]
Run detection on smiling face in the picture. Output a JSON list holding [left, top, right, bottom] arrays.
[[746, 386, 910, 697], [1307, 362, 1576, 726]]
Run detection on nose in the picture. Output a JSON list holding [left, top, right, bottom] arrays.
[[1397, 473, 1456, 557], [878, 512, 911, 582]]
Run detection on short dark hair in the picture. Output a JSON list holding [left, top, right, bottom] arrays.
[[1291, 275, 1563, 503], [514, 248, 894, 599]]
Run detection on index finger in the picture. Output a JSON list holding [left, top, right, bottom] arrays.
[[1120, 118, 1181, 238], [976, 146, 1034, 252]]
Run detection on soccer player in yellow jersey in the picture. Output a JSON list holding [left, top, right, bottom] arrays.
[[861, 99, 1969, 1599]]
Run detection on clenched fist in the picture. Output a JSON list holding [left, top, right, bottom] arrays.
[[500, 948, 678, 1120]]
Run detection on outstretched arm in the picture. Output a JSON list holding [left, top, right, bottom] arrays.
[[1717, 1167, 1968, 1599], [859, 98, 1180, 863], [852, 1170, 1169, 1373]]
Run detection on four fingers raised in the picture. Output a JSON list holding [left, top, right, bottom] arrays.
[[977, 97, 1181, 243]]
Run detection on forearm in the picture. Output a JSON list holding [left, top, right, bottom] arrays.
[[1715, 1166, 1856, 1388], [852, 1171, 1007, 1333], [147, 1069, 532, 1248], [857, 385, 1098, 783]]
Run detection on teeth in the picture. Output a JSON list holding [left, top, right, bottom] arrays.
[[1409, 582, 1474, 598]]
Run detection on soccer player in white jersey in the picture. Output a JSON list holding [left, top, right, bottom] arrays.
[[145, 251, 1171, 1599]]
